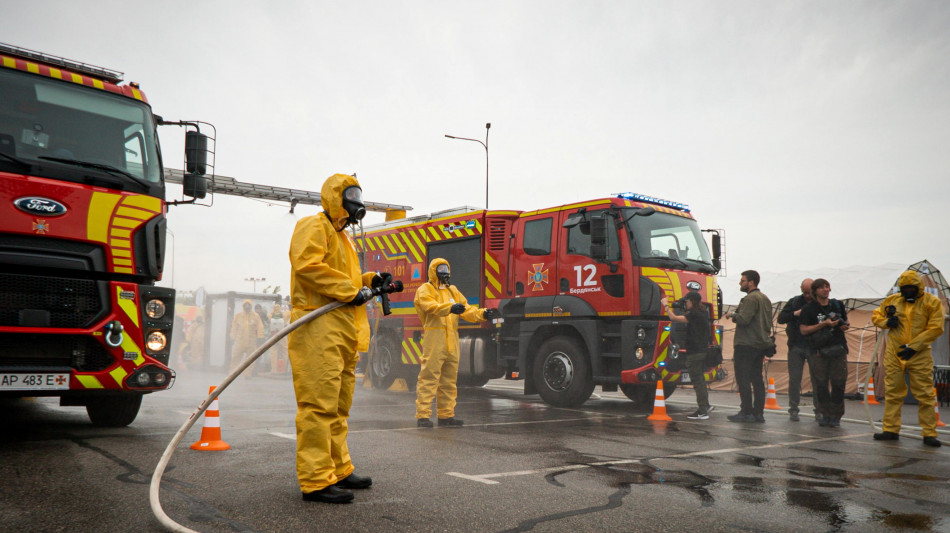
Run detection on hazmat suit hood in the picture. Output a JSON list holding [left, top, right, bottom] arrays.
[[321, 173, 361, 231], [241, 299, 253, 310], [897, 270, 926, 295], [427, 258, 450, 286]]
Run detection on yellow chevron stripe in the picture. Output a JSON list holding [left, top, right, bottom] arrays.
[[76, 375, 103, 389], [109, 365, 128, 387], [485, 252, 499, 272], [382, 234, 398, 255]]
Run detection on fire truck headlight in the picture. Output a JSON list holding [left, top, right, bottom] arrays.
[[635, 347, 645, 361], [153, 372, 168, 386], [637, 328, 647, 341], [146, 331, 167, 352], [135, 372, 152, 387], [146, 299, 166, 319]]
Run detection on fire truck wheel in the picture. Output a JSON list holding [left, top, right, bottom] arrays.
[[532, 336, 595, 408], [369, 336, 399, 390], [86, 393, 143, 427]]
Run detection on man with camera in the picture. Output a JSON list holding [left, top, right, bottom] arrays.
[[777, 278, 817, 422], [662, 291, 712, 419], [725, 270, 774, 423], [871, 270, 945, 447], [799, 279, 849, 427]]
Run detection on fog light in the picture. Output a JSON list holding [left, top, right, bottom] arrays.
[[146, 299, 166, 319], [153, 373, 168, 386], [135, 372, 151, 386], [637, 327, 646, 341], [146, 331, 167, 352], [635, 347, 645, 360]]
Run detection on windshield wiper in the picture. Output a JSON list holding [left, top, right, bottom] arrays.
[[681, 257, 717, 273], [0, 151, 32, 169], [39, 156, 152, 192]]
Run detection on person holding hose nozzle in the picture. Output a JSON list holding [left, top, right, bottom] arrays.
[[288, 173, 391, 503], [414, 258, 497, 428], [871, 270, 946, 447]]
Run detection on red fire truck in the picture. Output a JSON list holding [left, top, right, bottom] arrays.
[[361, 193, 725, 407], [0, 44, 211, 425]]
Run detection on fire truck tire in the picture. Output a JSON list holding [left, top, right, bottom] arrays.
[[86, 393, 143, 427], [369, 336, 399, 390], [533, 337, 595, 407], [619, 383, 677, 407]]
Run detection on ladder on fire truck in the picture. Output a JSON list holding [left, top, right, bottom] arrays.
[[163, 168, 411, 218]]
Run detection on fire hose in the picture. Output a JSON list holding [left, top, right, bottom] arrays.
[[149, 280, 402, 533]]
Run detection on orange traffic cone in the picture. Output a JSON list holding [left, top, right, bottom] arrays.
[[191, 386, 231, 451], [764, 377, 782, 410], [647, 381, 672, 421], [935, 388, 946, 428], [865, 378, 880, 405]]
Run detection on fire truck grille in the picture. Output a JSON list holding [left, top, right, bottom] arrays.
[[0, 273, 106, 328], [0, 333, 115, 372]]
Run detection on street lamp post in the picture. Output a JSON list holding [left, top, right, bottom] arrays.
[[445, 122, 491, 209], [244, 277, 266, 292]]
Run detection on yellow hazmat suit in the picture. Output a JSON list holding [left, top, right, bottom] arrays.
[[230, 299, 265, 372], [414, 258, 488, 420], [871, 270, 946, 437], [288, 174, 377, 492]]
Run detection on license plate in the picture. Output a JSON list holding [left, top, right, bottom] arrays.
[[0, 373, 70, 390], [680, 372, 691, 384]]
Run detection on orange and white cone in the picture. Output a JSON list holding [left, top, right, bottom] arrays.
[[865, 378, 880, 405], [647, 380, 672, 421], [764, 377, 782, 410], [935, 387, 946, 428], [191, 386, 231, 451]]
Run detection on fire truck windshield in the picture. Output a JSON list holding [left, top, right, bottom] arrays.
[[622, 208, 715, 273], [0, 67, 161, 188]]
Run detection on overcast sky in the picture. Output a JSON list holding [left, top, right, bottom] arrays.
[[5, 1, 949, 303]]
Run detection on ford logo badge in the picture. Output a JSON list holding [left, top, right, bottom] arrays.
[[686, 281, 702, 291], [14, 197, 68, 217]]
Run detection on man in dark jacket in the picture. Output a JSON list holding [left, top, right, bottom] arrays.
[[726, 270, 774, 423], [777, 278, 815, 422]]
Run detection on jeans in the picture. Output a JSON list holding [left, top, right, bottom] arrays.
[[734, 345, 767, 416], [786, 345, 813, 414], [687, 352, 710, 412], [811, 351, 848, 419]]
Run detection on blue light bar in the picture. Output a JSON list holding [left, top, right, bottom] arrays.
[[614, 192, 690, 212]]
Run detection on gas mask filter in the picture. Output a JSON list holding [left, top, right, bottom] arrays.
[[436, 264, 451, 286], [341, 186, 366, 226]]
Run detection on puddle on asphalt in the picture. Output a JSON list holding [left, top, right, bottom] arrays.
[[542, 450, 949, 531]]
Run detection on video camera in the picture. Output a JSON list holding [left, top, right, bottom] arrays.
[[670, 298, 686, 310]]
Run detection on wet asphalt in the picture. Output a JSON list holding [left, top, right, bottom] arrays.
[[2, 367, 949, 533]]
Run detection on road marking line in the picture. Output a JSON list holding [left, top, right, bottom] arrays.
[[270, 432, 296, 440], [446, 433, 869, 484]]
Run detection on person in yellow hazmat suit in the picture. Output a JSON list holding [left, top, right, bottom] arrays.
[[414, 258, 497, 428], [288, 173, 390, 504], [871, 270, 946, 447], [230, 299, 265, 375]]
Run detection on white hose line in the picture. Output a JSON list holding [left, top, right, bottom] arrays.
[[149, 301, 344, 533]]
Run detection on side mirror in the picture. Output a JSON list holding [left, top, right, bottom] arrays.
[[185, 131, 209, 176], [711, 233, 722, 270], [183, 173, 207, 199], [590, 216, 608, 260]]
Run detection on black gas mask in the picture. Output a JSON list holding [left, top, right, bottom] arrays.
[[436, 264, 451, 286], [900, 285, 919, 303], [341, 186, 366, 226]]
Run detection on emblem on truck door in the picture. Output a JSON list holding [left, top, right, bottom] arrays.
[[14, 197, 68, 216], [686, 281, 702, 291]]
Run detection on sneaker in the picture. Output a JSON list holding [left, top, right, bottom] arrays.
[[829, 418, 841, 428], [789, 411, 800, 422], [923, 437, 942, 447], [873, 430, 900, 441], [417, 418, 433, 428], [727, 413, 755, 423], [753, 414, 766, 423], [438, 417, 464, 427], [706, 405, 715, 413], [687, 409, 709, 420]]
